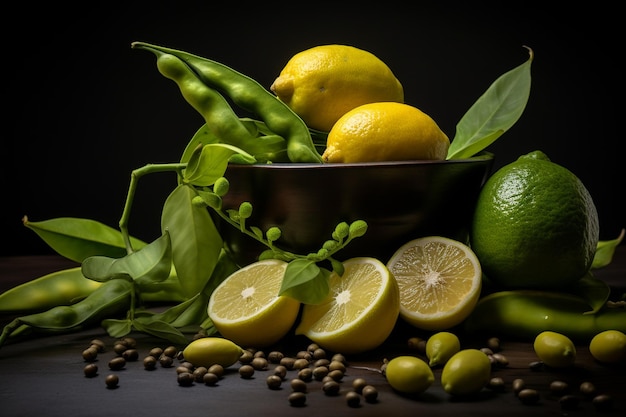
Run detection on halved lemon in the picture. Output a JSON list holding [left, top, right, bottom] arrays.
[[207, 259, 301, 348], [295, 257, 400, 354], [386, 236, 482, 331]]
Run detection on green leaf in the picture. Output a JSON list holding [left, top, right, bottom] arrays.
[[81, 231, 172, 283], [101, 318, 133, 338], [573, 272, 611, 314], [162, 184, 222, 298], [280, 259, 330, 304], [447, 46, 533, 159], [184, 143, 253, 187], [22, 216, 147, 263], [132, 318, 189, 345], [592, 228, 625, 269]]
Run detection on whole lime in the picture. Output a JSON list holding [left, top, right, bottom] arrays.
[[384, 356, 434, 394], [589, 330, 626, 364], [533, 331, 576, 368], [440, 349, 491, 396], [470, 150, 599, 289]]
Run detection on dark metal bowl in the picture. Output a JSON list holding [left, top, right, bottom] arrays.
[[215, 152, 494, 266]]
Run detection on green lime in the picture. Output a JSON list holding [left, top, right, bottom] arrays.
[[470, 150, 599, 289], [425, 331, 461, 367], [589, 330, 626, 364], [440, 349, 491, 396], [384, 356, 434, 394], [533, 331, 576, 368]]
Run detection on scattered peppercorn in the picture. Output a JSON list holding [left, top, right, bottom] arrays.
[[105, 374, 119, 389]]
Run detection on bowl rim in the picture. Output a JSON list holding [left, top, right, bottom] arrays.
[[227, 152, 494, 169]]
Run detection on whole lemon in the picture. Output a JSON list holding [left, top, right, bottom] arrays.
[[589, 330, 626, 363], [322, 102, 450, 163], [533, 331, 576, 368], [384, 355, 434, 394], [270, 44, 404, 132], [470, 150, 599, 289], [440, 349, 491, 396]]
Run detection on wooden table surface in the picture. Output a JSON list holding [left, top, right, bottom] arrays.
[[1, 247, 625, 417]]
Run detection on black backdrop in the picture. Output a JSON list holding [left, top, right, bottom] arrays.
[[3, 2, 624, 256]]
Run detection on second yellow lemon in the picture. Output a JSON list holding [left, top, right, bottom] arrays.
[[270, 44, 404, 132], [322, 102, 450, 163]]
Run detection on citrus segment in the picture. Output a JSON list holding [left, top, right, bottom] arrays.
[[386, 236, 482, 331], [208, 259, 300, 348], [295, 257, 400, 354]]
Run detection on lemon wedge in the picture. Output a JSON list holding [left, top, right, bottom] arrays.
[[295, 257, 400, 354], [208, 259, 300, 348]]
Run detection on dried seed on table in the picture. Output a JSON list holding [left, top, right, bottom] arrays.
[[322, 380, 340, 396], [290, 378, 307, 393], [208, 364, 224, 378], [549, 380, 569, 396], [352, 377, 367, 393], [518, 388, 540, 405], [203, 372, 219, 386], [109, 357, 126, 370], [239, 364, 255, 379], [346, 391, 361, 407], [362, 385, 378, 403], [288, 392, 306, 407], [84, 363, 98, 378], [266, 375, 282, 390], [273, 365, 287, 379], [105, 374, 119, 388], [143, 356, 157, 370]]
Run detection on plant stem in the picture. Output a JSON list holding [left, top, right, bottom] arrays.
[[119, 163, 186, 254]]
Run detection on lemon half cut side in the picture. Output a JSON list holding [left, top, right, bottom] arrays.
[[295, 257, 400, 354], [208, 259, 301, 348], [386, 236, 482, 331]]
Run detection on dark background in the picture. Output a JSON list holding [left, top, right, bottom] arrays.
[[3, 2, 623, 256]]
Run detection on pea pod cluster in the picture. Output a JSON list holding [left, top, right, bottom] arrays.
[[0, 279, 132, 347], [463, 290, 626, 342], [131, 41, 323, 164]]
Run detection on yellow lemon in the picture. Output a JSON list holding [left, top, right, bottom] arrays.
[[295, 257, 400, 354], [270, 44, 404, 132], [589, 330, 626, 364], [386, 236, 482, 331], [384, 356, 434, 394], [207, 259, 301, 348], [322, 102, 449, 163], [441, 349, 491, 396]]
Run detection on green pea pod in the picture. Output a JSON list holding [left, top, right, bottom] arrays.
[[464, 290, 626, 342], [141, 50, 288, 163], [23, 216, 147, 263], [132, 41, 322, 163], [0, 267, 102, 314], [0, 279, 132, 347]]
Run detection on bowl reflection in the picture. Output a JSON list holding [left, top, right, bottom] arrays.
[[215, 152, 494, 266]]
